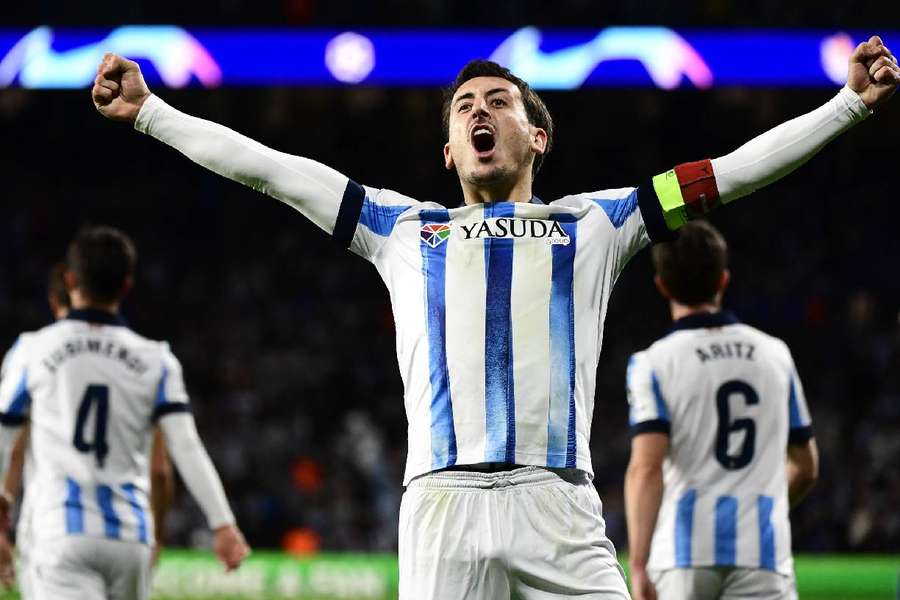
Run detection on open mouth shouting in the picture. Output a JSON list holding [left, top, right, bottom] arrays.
[[470, 123, 496, 159]]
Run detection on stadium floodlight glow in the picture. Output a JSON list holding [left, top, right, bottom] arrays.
[[0, 26, 896, 90]]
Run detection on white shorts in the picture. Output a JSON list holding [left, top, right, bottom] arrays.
[[399, 466, 630, 600], [649, 567, 795, 600], [23, 536, 151, 600]]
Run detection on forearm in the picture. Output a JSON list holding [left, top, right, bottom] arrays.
[[149, 431, 174, 542], [135, 94, 352, 235], [159, 414, 235, 530], [651, 87, 872, 231], [624, 463, 664, 569], [712, 87, 871, 203], [2, 429, 26, 499]]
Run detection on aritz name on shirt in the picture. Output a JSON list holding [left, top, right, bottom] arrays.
[[42, 338, 149, 376], [696, 341, 755, 363], [458, 218, 570, 245]]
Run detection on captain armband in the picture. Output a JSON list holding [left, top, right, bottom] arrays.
[[650, 159, 722, 231]]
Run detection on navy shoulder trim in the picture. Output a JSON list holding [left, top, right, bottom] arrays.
[[788, 426, 814, 446], [630, 419, 671, 437], [332, 179, 366, 249], [637, 182, 678, 243], [0, 413, 27, 427], [152, 403, 192, 423]]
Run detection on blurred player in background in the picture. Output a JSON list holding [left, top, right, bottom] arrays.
[[0, 226, 249, 600], [0, 263, 176, 592], [91, 35, 896, 599], [624, 221, 818, 600]]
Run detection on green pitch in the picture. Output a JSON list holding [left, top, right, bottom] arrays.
[[0, 551, 895, 599]]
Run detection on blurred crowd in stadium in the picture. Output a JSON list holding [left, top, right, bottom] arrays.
[[2, 81, 898, 556]]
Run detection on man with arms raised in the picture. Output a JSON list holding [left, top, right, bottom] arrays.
[[91, 39, 896, 598], [0, 227, 249, 599], [624, 222, 818, 600]]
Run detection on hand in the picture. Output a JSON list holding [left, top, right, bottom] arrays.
[[151, 542, 162, 569], [0, 532, 14, 590], [212, 524, 250, 572], [847, 35, 900, 109], [92, 53, 151, 123], [629, 565, 657, 600]]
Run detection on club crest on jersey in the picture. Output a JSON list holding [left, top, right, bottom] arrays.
[[459, 218, 570, 245], [420, 223, 452, 248]]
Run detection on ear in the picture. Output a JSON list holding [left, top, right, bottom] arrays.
[[654, 274, 672, 299], [443, 142, 455, 170], [120, 275, 135, 298], [718, 269, 731, 294], [530, 127, 548, 156], [64, 269, 77, 293]]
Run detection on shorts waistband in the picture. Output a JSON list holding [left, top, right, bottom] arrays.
[[407, 465, 579, 490]]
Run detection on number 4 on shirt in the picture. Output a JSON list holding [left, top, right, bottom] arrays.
[[73, 384, 110, 468]]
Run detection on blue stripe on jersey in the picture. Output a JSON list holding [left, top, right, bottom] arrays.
[[758, 495, 776, 570], [8, 368, 32, 417], [547, 219, 578, 467], [715, 496, 738, 566], [358, 197, 412, 237], [155, 366, 169, 407], [64, 477, 84, 534], [650, 372, 670, 421], [483, 202, 516, 463], [122, 483, 149, 544], [419, 209, 457, 469], [788, 376, 803, 428], [674, 489, 696, 567], [96, 484, 121, 539], [592, 191, 639, 228]]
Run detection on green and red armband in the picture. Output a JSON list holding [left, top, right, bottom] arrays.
[[651, 159, 721, 231]]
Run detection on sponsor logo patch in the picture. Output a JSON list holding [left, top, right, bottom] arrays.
[[458, 218, 570, 245], [420, 223, 452, 248]]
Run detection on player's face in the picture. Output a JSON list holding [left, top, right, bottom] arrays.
[[444, 76, 546, 192]]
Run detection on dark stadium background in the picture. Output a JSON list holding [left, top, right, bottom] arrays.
[[2, 0, 899, 567]]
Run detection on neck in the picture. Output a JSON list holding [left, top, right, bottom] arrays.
[[670, 300, 720, 322], [70, 290, 119, 315], [460, 173, 533, 205]]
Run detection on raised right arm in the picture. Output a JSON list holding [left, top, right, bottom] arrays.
[[91, 53, 375, 248]]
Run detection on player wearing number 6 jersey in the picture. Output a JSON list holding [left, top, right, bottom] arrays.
[[0, 226, 249, 600], [91, 34, 896, 599], [624, 222, 819, 600]]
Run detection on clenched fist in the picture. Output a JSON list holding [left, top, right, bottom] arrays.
[[92, 53, 151, 123], [848, 35, 900, 109]]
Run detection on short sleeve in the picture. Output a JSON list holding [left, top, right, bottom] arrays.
[[588, 187, 653, 276], [787, 360, 813, 445], [335, 185, 420, 261], [151, 343, 191, 423], [0, 337, 32, 426], [626, 351, 671, 436]]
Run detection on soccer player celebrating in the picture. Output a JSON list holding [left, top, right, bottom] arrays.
[[0, 227, 249, 600], [624, 222, 818, 600], [91, 36, 896, 598]]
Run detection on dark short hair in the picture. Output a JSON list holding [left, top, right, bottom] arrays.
[[48, 261, 70, 310], [651, 221, 728, 306], [442, 59, 554, 176], [67, 226, 137, 305]]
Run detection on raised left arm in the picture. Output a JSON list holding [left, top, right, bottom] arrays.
[[646, 36, 898, 234]]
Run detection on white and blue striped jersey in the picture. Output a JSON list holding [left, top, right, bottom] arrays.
[[0, 309, 191, 545], [340, 186, 665, 483], [626, 312, 814, 575], [135, 95, 677, 485]]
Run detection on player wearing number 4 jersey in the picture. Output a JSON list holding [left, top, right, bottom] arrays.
[[625, 222, 818, 600], [92, 35, 897, 599], [0, 227, 250, 600]]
